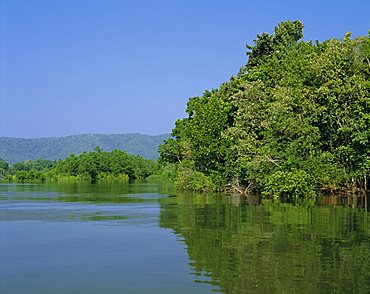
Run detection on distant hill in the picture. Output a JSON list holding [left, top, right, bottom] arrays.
[[0, 133, 169, 164]]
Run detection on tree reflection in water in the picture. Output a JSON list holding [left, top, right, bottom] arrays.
[[160, 193, 370, 293]]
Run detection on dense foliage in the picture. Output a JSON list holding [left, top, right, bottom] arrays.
[[0, 133, 168, 163], [159, 21, 370, 198], [2, 148, 156, 183], [0, 157, 9, 177]]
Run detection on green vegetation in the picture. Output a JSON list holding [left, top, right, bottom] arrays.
[[2, 159, 55, 183], [12, 159, 55, 171], [0, 133, 168, 163], [0, 157, 9, 177], [158, 20, 370, 198], [3, 170, 46, 183], [2, 147, 155, 183]]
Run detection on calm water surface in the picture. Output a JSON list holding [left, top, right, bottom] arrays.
[[0, 183, 369, 293]]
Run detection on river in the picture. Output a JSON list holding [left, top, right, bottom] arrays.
[[0, 183, 369, 293]]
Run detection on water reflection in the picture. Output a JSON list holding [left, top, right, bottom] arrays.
[[160, 193, 370, 293], [0, 183, 214, 294], [0, 183, 161, 225], [320, 193, 369, 211], [1, 183, 369, 293]]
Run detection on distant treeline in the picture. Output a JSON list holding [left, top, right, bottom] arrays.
[[0, 148, 156, 183], [154, 20, 370, 198]]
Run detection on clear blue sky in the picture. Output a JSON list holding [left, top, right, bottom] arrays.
[[1, 0, 369, 138]]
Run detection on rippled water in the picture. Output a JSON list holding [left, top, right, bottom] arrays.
[[0, 183, 369, 293]]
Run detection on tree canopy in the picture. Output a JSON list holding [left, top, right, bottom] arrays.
[[159, 21, 370, 198], [0, 157, 9, 177], [2, 148, 156, 183]]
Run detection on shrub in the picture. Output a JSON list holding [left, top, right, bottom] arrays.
[[262, 169, 316, 199], [174, 168, 215, 192]]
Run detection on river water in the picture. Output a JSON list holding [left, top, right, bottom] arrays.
[[0, 183, 369, 293]]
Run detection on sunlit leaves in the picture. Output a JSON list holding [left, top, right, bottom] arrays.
[[159, 21, 370, 198]]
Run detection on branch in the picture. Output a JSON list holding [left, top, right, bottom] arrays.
[[265, 155, 281, 166]]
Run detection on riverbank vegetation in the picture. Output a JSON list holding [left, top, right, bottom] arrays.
[[157, 20, 370, 198], [1, 148, 155, 183]]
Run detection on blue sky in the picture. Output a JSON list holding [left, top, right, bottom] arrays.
[[1, 0, 369, 137]]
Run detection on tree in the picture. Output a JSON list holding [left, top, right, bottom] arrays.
[[159, 21, 370, 197], [0, 157, 9, 176]]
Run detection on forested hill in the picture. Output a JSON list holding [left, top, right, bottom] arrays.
[[0, 133, 169, 163]]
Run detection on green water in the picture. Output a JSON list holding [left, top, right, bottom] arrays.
[[0, 183, 369, 293]]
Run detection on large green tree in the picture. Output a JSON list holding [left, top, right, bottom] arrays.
[[159, 21, 370, 198]]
